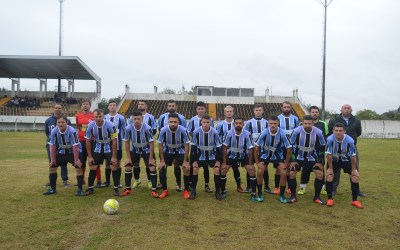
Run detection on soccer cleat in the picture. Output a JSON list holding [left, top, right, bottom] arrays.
[[313, 196, 326, 205], [176, 185, 182, 192], [320, 189, 327, 195], [250, 194, 258, 202], [236, 186, 244, 193], [215, 192, 222, 201], [132, 180, 141, 188], [189, 191, 197, 200], [75, 189, 83, 196], [273, 187, 280, 195], [245, 186, 252, 193], [279, 196, 287, 204], [264, 187, 274, 194], [327, 198, 334, 207], [298, 187, 306, 195], [151, 191, 160, 198], [221, 191, 227, 199], [63, 180, 70, 188], [257, 194, 264, 202], [351, 200, 364, 209], [204, 185, 213, 193], [287, 196, 297, 203], [183, 190, 190, 199], [159, 190, 169, 199], [147, 182, 152, 189], [96, 182, 106, 188], [83, 189, 94, 196], [120, 189, 132, 197], [43, 189, 57, 195], [114, 190, 120, 196]]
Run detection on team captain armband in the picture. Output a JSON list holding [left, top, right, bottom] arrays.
[[110, 132, 118, 139]]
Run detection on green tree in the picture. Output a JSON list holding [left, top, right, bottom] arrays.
[[356, 109, 381, 120], [97, 95, 123, 114]]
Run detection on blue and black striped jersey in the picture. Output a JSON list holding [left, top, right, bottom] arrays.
[[123, 123, 154, 154], [105, 113, 126, 150], [128, 113, 157, 135], [49, 125, 81, 155], [278, 114, 299, 138], [326, 134, 356, 162], [191, 127, 221, 161], [244, 117, 268, 142], [223, 129, 253, 160], [157, 125, 190, 155], [255, 127, 291, 161], [289, 126, 326, 162], [216, 120, 234, 144], [84, 120, 117, 153]]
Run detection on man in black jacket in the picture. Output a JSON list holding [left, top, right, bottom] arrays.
[[328, 104, 365, 197]]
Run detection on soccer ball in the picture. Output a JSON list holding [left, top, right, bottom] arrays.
[[103, 199, 119, 215]]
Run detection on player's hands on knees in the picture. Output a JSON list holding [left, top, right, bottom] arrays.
[[149, 158, 156, 167], [74, 159, 82, 168], [214, 161, 221, 168], [192, 161, 198, 169], [182, 161, 190, 170], [351, 169, 360, 182], [125, 160, 133, 167], [110, 157, 117, 166], [88, 157, 94, 166], [158, 161, 166, 170], [257, 161, 264, 169], [314, 163, 323, 170], [289, 162, 298, 169], [49, 162, 57, 167]]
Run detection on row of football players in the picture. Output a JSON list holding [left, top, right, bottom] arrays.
[[43, 99, 363, 208]]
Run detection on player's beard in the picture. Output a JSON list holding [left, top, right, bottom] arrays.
[[235, 126, 242, 132], [283, 111, 290, 116], [138, 108, 145, 112], [168, 109, 176, 114]]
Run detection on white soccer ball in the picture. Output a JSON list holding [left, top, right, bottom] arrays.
[[103, 199, 119, 215]]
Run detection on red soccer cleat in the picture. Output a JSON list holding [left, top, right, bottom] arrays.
[[273, 187, 280, 195], [351, 200, 364, 209], [327, 199, 334, 207], [120, 189, 132, 197], [159, 190, 169, 199], [151, 191, 160, 198], [183, 190, 190, 199]]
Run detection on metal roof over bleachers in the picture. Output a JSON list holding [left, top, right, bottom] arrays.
[[0, 55, 101, 82]]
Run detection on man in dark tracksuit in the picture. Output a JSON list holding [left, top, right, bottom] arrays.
[[328, 104, 365, 197]]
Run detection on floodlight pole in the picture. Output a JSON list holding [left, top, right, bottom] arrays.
[[57, 0, 64, 94], [319, 0, 332, 120]]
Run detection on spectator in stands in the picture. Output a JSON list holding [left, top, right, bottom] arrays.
[[43, 103, 71, 188], [328, 104, 365, 197]]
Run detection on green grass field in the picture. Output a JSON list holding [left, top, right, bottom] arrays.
[[0, 132, 399, 249]]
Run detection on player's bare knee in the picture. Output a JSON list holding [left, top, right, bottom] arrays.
[[351, 174, 360, 183]]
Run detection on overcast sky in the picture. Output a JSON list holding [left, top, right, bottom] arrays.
[[1, 0, 399, 114]]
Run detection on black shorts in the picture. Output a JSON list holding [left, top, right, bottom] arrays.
[[55, 153, 80, 168], [80, 140, 95, 167], [333, 161, 352, 174], [130, 151, 150, 166], [227, 157, 249, 167], [93, 152, 111, 166], [197, 160, 216, 168], [165, 153, 184, 166], [297, 160, 322, 172], [259, 158, 282, 167]]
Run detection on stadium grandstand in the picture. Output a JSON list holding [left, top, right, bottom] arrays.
[[118, 85, 307, 120]]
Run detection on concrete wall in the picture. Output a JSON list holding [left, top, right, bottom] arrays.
[[360, 120, 400, 139]]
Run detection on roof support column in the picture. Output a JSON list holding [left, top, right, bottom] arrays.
[[96, 81, 101, 99], [11, 78, 20, 97], [68, 80, 74, 97], [39, 79, 47, 98]]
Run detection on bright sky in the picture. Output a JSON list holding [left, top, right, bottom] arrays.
[[1, 0, 398, 114]]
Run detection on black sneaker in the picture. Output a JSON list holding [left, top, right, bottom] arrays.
[[114, 190, 120, 196], [221, 191, 227, 199], [189, 191, 197, 200], [43, 189, 57, 195], [204, 185, 213, 193], [215, 192, 222, 201], [264, 187, 274, 194], [96, 182, 106, 188], [84, 189, 94, 196]]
